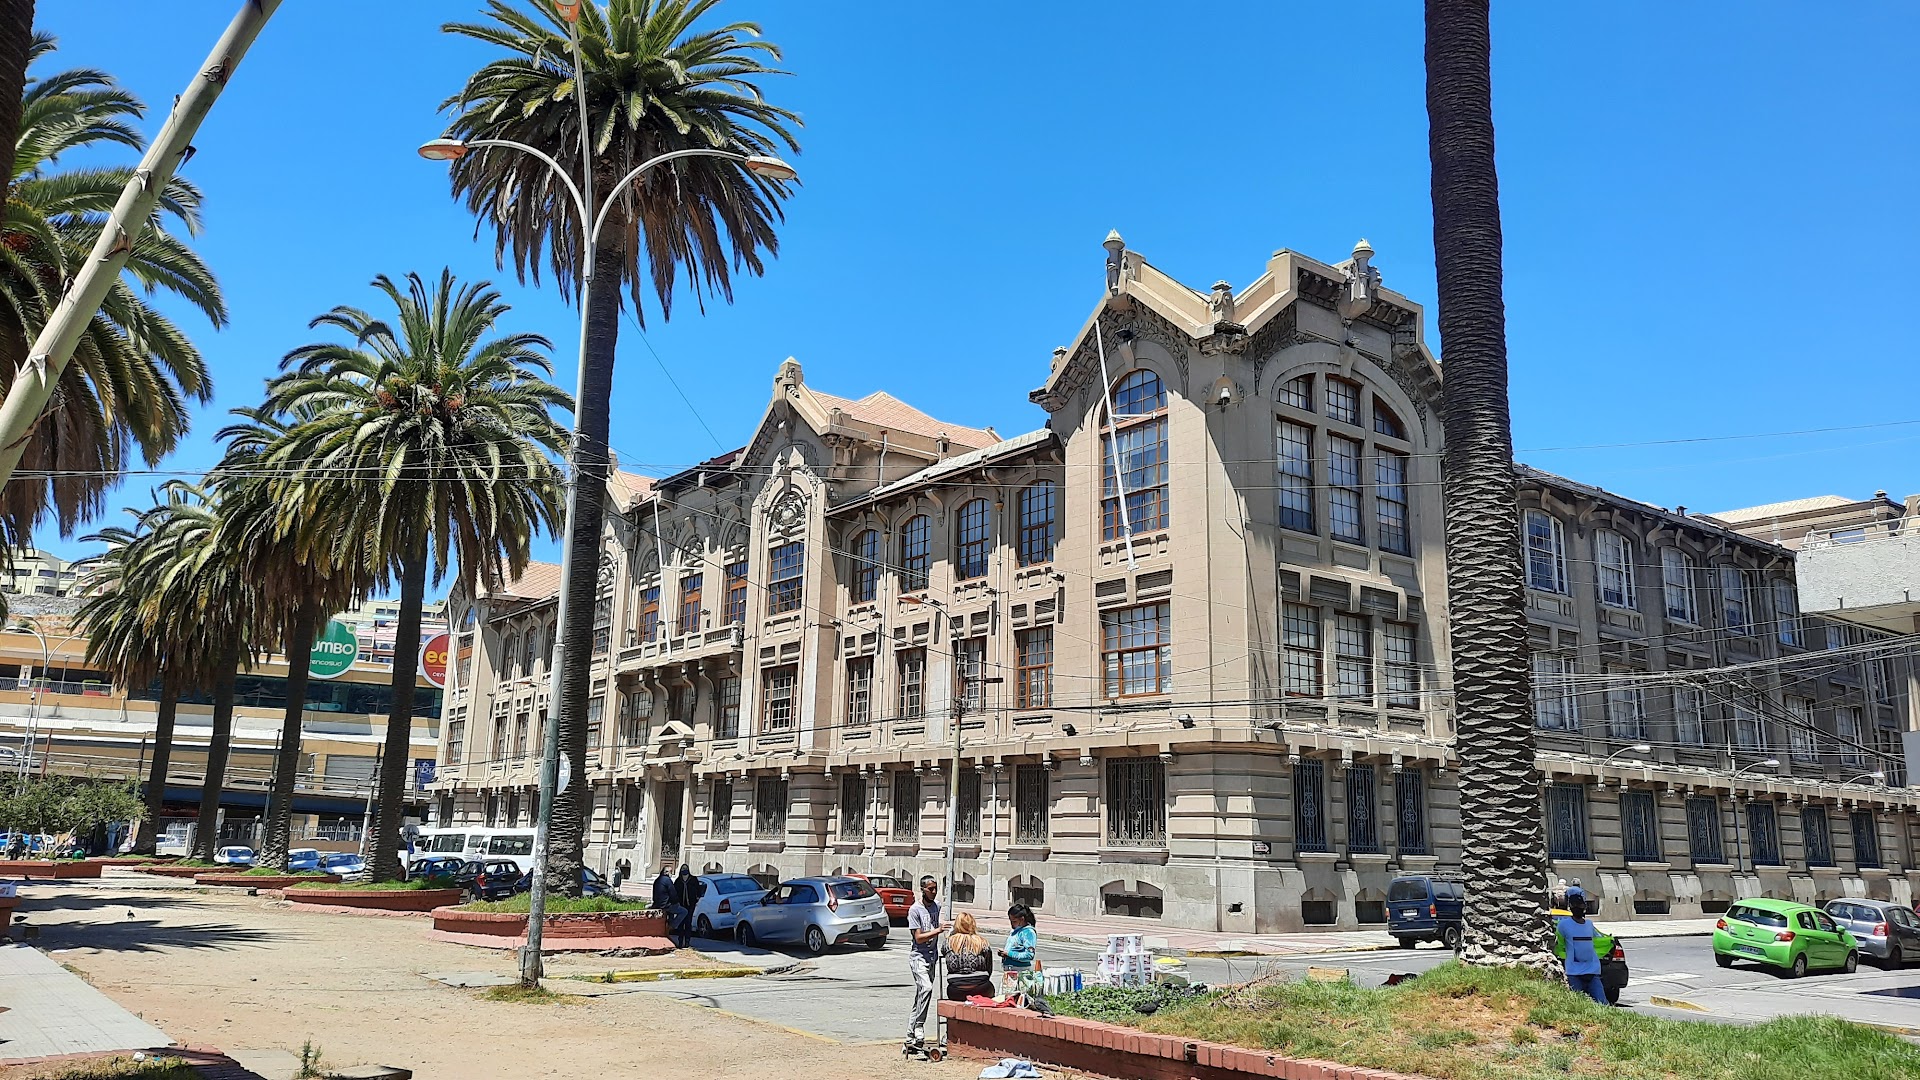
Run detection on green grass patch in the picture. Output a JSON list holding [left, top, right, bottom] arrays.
[[479, 983, 580, 1005], [459, 894, 649, 914], [286, 878, 457, 891], [236, 866, 333, 877], [1047, 961, 1920, 1080], [166, 859, 219, 868], [26, 1054, 200, 1079]]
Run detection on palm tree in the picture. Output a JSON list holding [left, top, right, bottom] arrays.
[[0, 1, 34, 202], [1426, 0, 1550, 965], [0, 34, 223, 549], [438, 0, 799, 889], [262, 270, 568, 880]]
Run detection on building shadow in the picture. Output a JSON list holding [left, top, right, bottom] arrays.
[[15, 894, 203, 914]]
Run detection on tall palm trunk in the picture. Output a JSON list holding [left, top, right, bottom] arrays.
[[1426, 0, 1550, 966], [545, 242, 622, 899], [131, 672, 178, 854], [259, 601, 318, 870], [0, 0, 33, 205], [368, 541, 427, 881], [191, 634, 242, 861]]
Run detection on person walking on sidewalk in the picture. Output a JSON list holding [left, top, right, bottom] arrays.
[[1555, 895, 1609, 1006], [904, 875, 949, 1055]]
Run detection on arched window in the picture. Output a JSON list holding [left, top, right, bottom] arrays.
[[501, 633, 519, 680], [523, 629, 539, 675], [1103, 370, 1169, 539], [850, 529, 881, 603], [545, 622, 557, 665], [955, 499, 992, 580], [1017, 481, 1057, 566], [899, 515, 930, 591], [1373, 400, 1406, 440]]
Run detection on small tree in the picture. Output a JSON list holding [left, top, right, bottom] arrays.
[[1, 775, 143, 850]]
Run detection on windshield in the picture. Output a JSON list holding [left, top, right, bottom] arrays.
[[1387, 879, 1429, 902], [429, 834, 465, 853], [712, 877, 762, 895], [487, 836, 534, 856], [1728, 904, 1787, 928]]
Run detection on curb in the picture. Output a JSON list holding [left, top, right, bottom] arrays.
[[565, 966, 759, 984]]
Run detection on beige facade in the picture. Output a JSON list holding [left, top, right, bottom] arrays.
[[433, 238, 1920, 932]]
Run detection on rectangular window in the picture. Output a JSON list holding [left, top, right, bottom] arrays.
[[513, 711, 530, 756], [1836, 706, 1867, 766], [1102, 602, 1171, 698], [1294, 758, 1329, 853], [1395, 768, 1429, 855], [586, 690, 605, 747], [1595, 531, 1636, 609], [1546, 783, 1590, 859], [1017, 482, 1057, 566], [714, 676, 740, 739], [1774, 580, 1801, 646], [491, 715, 508, 758], [1278, 374, 1313, 411], [845, 656, 873, 727], [1721, 567, 1750, 634], [1282, 603, 1323, 697], [1326, 377, 1360, 424], [956, 769, 982, 843], [953, 637, 986, 714], [891, 771, 920, 844], [1383, 622, 1419, 708], [1276, 421, 1315, 533], [1105, 757, 1167, 847], [1853, 810, 1881, 869], [1014, 764, 1049, 845], [1102, 418, 1170, 539], [677, 574, 702, 637], [1604, 665, 1646, 740], [724, 561, 748, 624], [760, 665, 796, 733], [1661, 548, 1697, 623], [955, 500, 992, 580], [1686, 796, 1724, 864], [1621, 789, 1661, 862], [850, 531, 880, 603], [1375, 450, 1410, 555], [445, 719, 465, 765], [838, 774, 866, 843], [1347, 764, 1380, 854], [1525, 511, 1568, 594], [753, 777, 787, 840], [897, 648, 925, 719], [1674, 686, 1706, 745], [899, 517, 930, 592], [709, 778, 732, 841], [1787, 696, 1817, 762], [638, 586, 661, 642], [1732, 695, 1766, 751], [1802, 806, 1834, 867], [1749, 800, 1781, 865], [1333, 613, 1372, 704], [1532, 653, 1577, 731], [666, 685, 689, 724], [1328, 435, 1365, 544], [767, 542, 805, 615], [1015, 627, 1053, 710]]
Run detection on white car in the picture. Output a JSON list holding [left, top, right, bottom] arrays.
[[213, 846, 255, 866], [690, 873, 771, 938]]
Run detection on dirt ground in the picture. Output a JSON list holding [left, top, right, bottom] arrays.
[[16, 875, 984, 1080]]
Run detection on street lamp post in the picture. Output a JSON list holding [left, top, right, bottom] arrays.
[[10, 621, 48, 781], [1843, 771, 1887, 787], [1602, 743, 1651, 767], [420, 14, 795, 988], [1729, 757, 1780, 874]]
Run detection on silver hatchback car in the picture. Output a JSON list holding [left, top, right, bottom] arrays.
[[735, 876, 890, 954], [1824, 898, 1920, 967]]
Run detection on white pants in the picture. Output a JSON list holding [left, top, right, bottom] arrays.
[[907, 953, 935, 1042]]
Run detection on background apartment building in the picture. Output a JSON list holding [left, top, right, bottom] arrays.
[[433, 238, 1919, 932]]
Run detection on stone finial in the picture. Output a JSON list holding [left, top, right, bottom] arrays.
[[1352, 237, 1375, 261], [1338, 239, 1381, 324], [1208, 280, 1237, 327], [1051, 345, 1070, 372], [1104, 230, 1126, 292], [775, 357, 803, 391]]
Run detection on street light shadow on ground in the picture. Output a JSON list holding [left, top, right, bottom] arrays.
[[17, 917, 288, 953]]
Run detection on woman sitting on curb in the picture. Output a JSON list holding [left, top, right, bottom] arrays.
[[944, 913, 995, 1001]]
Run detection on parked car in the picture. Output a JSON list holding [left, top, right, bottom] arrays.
[[453, 858, 526, 901], [213, 846, 255, 866], [1713, 898, 1858, 977], [734, 876, 889, 955], [318, 852, 366, 877], [285, 848, 321, 873], [1549, 907, 1630, 1004], [1825, 898, 1920, 968], [855, 874, 915, 924], [690, 873, 769, 937], [1387, 874, 1465, 949], [408, 855, 467, 882], [510, 865, 614, 898]]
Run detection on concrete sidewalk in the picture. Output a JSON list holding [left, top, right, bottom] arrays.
[[951, 907, 1719, 956], [0, 942, 171, 1062]]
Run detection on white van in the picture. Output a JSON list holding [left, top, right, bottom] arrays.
[[408, 827, 480, 865], [475, 829, 537, 875]]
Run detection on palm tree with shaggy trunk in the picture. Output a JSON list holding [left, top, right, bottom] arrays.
[[1426, 0, 1551, 966]]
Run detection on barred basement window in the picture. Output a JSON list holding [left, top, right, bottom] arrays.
[[1294, 758, 1329, 853], [1748, 801, 1781, 865], [1395, 768, 1429, 855], [1014, 764, 1049, 845], [838, 774, 866, 842], [1282, 603, 1322, 697], [1546, 783, 1589, 859], [709, 779, 732, 841], [1852, 810, 1881, 869], [1621, 790, 1661, 862], [1801, 805, 1834, 867], [956, 769, 982, 842], [892, 772, 921, 843], [1106, 757, 1166, 848], [1346, 764, 1379, 855], [1686, 796, 1723, 863], [753, 777, 787, 840]]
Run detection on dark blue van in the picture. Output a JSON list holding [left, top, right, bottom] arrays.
[[1387, 874, 1465, 948]]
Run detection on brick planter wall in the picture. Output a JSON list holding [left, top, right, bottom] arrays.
[[140, 865, 212, 877], [430, 905, 666, 940], [285, 887, 462, 912], [0, 860, 103, 879], [938, 1002, 1430, 1080], [195, 873, 341, 889]]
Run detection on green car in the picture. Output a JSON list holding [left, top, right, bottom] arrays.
[[1713, 898, 1859, 977]]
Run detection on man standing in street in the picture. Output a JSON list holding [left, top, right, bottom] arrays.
[[905, 875, 950, 1056], [652, 864, 683, 945], [1555, 895, 1609, 1005]]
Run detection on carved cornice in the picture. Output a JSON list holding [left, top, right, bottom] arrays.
[[1030, 303, 1197, 414], [1296, 267, 1419, 331]]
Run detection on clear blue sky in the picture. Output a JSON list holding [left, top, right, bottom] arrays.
[[33, 2, 1920, 568]]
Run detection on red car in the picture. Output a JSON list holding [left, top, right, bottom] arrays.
[[856, 874, 914, 924]]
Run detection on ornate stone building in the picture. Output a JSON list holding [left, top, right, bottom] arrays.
[[431, 238, 1919, 932]]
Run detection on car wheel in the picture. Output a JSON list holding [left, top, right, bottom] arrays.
[[1441, 924, 1462, 951], [804, 925, 828, 954], [1789, 952, 1808, 978], [1843, 950, 1858, 975], [1714, 952, 1733, 968], [1883, 946, 1901, 969], [1395, 936, 1416, 949], [866, 936, 887, 950], [696, 915, 713, 939], [737, 922, 756, 948], [1606, 985, 1620, 1006]]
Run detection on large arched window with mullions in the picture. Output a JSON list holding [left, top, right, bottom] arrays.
[[1102, 370, 1169, 539], [850, 529, 881, 603], [955, 499, 992, 580], [899, 515, 931, 591]]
